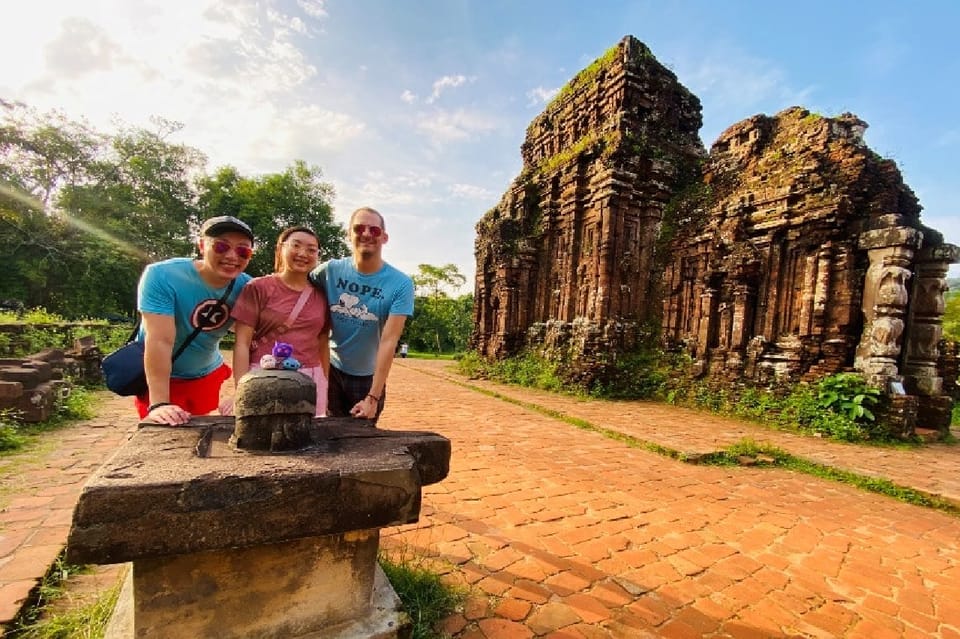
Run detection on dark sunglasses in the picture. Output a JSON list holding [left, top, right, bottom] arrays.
[[353, 224, 383, 238], [212, 240, 253, 259]]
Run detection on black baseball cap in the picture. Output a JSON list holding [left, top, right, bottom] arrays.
[[200, 216, 255, 245]]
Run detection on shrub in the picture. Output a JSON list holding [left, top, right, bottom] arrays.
[[816, 373, 880, 423]]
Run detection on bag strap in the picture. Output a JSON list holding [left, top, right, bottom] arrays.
[[172, 278, 236, 362], [283, 286, 313, 330], [250, 282, 313, 349], [124, 315, 142, 345]]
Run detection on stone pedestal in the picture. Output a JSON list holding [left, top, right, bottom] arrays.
[[66, 419, 450, 639]]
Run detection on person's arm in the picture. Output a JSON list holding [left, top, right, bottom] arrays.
[[141, 312, 190, 425], [350, 314, 406, 419], [318, 328, 330, 380], [232, 322, 254, 381], [219, 321, 254, 416]]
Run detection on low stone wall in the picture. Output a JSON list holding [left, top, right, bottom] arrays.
[[0, 337, 103, 422]]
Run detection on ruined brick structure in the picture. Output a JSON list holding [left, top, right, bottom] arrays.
[[473, 35, 959, 433], [473, 36, 704, 380]]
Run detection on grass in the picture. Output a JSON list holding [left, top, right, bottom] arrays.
[[6, 557, 120, 639], [12, 553, 464, 639], [379, 553, 466, 639]]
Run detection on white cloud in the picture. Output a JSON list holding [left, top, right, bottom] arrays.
[[526, 85, 559, 106], [426, 74, 475, 104], [44, 17, 124, 76], [415, 109, 498, 144], [449, 183, 496, 201], [345, 171, 437, 208], [296, 0, 328, 19], [400, 89, 417, 104]]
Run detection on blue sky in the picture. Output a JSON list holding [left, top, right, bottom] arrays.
[[2, 0, 958, 285]]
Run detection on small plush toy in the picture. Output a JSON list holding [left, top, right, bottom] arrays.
[[259, 342, 302, 371], [272, 341, 294, 359]]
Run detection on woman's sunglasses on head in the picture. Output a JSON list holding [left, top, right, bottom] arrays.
[[212, 240, 253, 259], [353, 224, 383, 238]]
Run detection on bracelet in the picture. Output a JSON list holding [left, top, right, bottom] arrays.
[[147, 402, 174, 413], [365, 393, 380, 402]]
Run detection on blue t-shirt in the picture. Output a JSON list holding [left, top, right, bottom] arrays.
[[137, 258, 251, 379], [312, 258, 414, 376]]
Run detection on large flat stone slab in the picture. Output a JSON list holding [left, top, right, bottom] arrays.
[[66, 417, 450, 565]]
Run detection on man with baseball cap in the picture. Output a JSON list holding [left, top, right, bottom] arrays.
[[134, 215, 255, 424]]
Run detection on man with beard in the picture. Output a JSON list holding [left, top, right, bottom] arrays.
[[309, 207, 414, 424]]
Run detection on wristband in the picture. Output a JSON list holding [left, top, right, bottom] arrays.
[[365, 393, 380, 402], [147, 402, 174, 413]]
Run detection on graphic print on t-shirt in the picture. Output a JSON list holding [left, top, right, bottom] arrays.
[[331, 292, 377, 322], [191, 298, 231, 330]]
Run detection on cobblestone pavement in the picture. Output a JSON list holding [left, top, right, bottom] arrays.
[[2, 359, 960, 637]]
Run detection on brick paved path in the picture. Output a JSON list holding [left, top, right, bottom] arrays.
[[2, 358, 960, 637], [0, 398, 135, 628]]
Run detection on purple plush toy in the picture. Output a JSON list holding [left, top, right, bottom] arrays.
[[272, 341, 294, 359]]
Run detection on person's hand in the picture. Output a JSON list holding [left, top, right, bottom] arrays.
[[142, 402, 192, 425], [349, 394, 378, 419], [218, 395, 235, 416]]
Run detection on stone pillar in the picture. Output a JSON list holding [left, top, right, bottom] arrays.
[[855, 224, 922, 390], [798, 253, 818, 335], [811, 245, 832, 334], [902, 243, 960, 430], [731, 284, 752, 349], [697, 287, 717, 352], [66, 418, 451, 639]]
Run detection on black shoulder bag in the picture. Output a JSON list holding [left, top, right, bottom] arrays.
[[101, 279, 236, 396]]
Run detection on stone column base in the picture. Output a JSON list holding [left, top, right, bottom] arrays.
[[104, 531, 409, 639]]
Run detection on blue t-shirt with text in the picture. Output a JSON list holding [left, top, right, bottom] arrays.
[[312, 258, 414, 376]]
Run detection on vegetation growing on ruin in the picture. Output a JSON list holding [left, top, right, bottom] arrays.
[[539, 43, 621, 117], [459, 349, 905, 442]]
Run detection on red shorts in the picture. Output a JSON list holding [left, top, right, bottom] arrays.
[[135, 363, 232, 418]]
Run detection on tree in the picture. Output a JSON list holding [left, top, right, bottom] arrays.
[[404, 264, 473, 354], [412, 263, 467, 299], [58, 117, 204, 262], [945, 286, 960, 341], [197, 160, 348, 277]]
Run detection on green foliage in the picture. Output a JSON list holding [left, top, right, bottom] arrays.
[[541, 44, 620, 114], [456, 351, 567, 392], [944, 284, 960, 341], [7, 556, 117, 639], [0, 311, 130, 359], [0, 409, 26, 451], [379, 553, 466, 639], [405, 264, 473, 355], [587, 351, 669, 399], [197, 161, 348, 277], [2, 103, 349, 319], [816, 372, 880, 423]]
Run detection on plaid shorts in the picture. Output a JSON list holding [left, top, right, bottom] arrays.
[[327, 365, 384, 424]]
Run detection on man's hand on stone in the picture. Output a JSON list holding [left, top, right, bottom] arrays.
[[349, 395, 377, 419], [143, 402, 191, 425]]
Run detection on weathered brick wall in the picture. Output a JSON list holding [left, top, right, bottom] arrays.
[[473, 36, 704, 381], [473, 34, 959, 434]]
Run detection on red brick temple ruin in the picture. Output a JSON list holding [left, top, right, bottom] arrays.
[[472, 35, 959, 434]]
